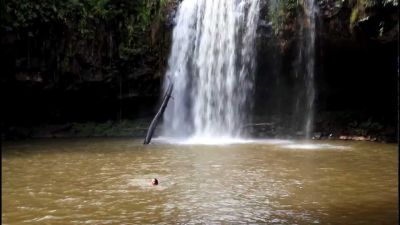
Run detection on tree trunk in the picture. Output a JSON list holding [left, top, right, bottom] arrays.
[[143, 82, 173, 144]]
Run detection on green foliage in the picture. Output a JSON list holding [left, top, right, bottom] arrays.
[[350, 7, 359, 25], [360, 0, 379, 7], [359, 118, 384, 131], [2, 0, 59, 32], [1, 0, 169, 43], [268, 0, 300, 38], [349, 0, 398, 27], [71, 119, 150, 137], [348, 118, 384, 136], [0, 0, 6, 22], [1, 0, 171, 83]]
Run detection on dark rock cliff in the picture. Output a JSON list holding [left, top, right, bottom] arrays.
[[254, 0, 398, 140], [1, 0, 178, 125]]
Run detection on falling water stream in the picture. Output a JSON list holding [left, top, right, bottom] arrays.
[[303, 0, 317, 139], [265, 0, 317, 139], [163, 0, 260, 140]]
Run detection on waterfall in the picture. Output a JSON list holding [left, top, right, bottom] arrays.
[[162, 0, 260, 139], [267, 0, 317, 139], [287, 0, 317, 139], [303, 0, 316, 139]]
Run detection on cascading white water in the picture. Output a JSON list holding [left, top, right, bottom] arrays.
[[162, 0, 260, 140]]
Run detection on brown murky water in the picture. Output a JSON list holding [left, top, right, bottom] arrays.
[[2, 138, 398, 224]]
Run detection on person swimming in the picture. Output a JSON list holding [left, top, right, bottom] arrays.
[[151, 178, 158, 186]]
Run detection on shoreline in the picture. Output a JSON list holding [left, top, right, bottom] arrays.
[[2, 116, 397, 143], [2, 129, 397, 144]]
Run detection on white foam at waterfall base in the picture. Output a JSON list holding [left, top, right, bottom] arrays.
[[155, 136, 255, 145], [181, 136, 254, 145], [154, 137, 350, 149], [154, 137, 296, 146]]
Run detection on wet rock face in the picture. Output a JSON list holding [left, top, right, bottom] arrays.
[[254, 0, 397, 140]]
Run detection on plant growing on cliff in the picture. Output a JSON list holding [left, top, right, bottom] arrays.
[[349, 0, 399, 28], [1, 0, 172, 87], [269, 0, 300, 37]]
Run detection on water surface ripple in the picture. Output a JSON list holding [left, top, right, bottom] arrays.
[[2, 139, 398, 224]]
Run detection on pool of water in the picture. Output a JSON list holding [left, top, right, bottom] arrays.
[[2, 138, 398, 224]]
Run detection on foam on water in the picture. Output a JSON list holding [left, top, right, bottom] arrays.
[[182, 137, 255, 145], [281, 143, 351, 150], [155, 137, 294, 146], [154, 137, 350, 150], [155, 136, 254, 145]]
